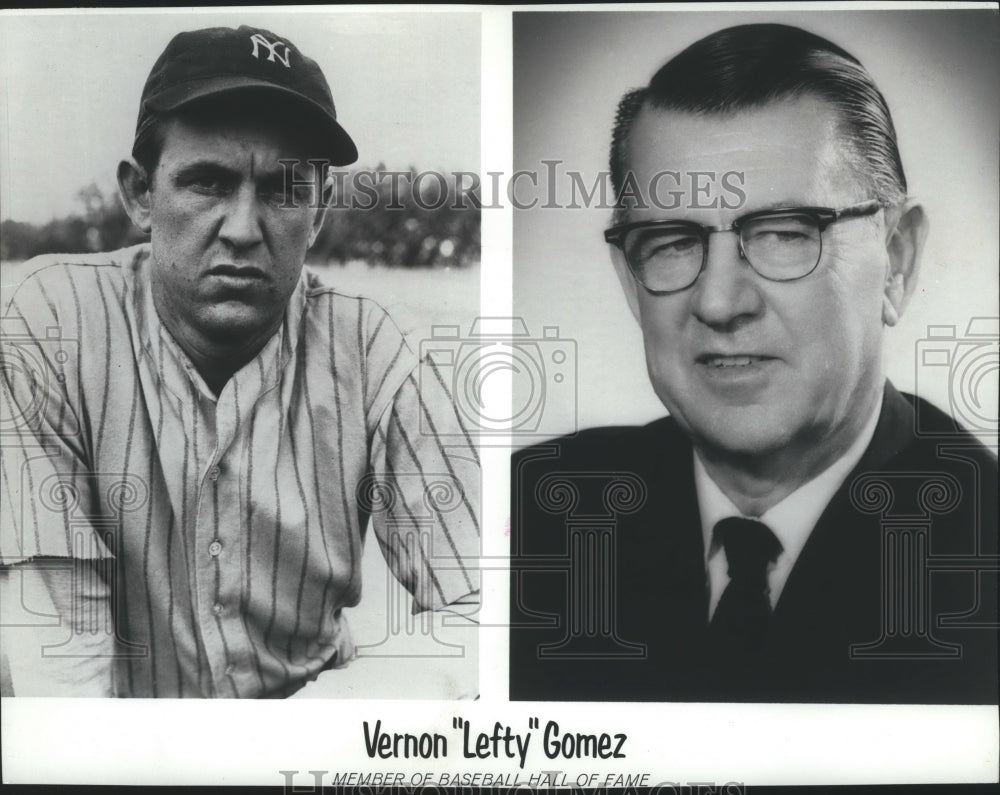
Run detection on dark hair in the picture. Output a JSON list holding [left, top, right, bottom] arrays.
[[610, 24, 907, 219]]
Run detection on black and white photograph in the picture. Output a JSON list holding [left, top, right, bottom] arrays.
[[1, 4, 997, 793], [509, 9, 998, 704], [0, 9, 482, 702]]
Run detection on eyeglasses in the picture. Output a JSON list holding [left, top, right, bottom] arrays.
[[604, 199, 883, 294]]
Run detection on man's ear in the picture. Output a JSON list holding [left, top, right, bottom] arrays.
[[609, 243, 642, 323], [882, 199, 928, 327], [307, 199, 329, 248], [306, 168, 334, 248], [117, 159, 153, 234]]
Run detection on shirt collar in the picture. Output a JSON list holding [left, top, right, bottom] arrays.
[[124, 245, 310, 403], [695, 392, 884, 566]]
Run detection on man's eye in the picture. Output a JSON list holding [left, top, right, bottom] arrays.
[[188, 176, 229, 194], [753, 229, 809, 242], [257, 185, 283, 202], [253, 180, 289, 201], [260, 185, 297, 202], [745, 217, 817, 245], [663, 236, 700, 253], [640, 234, 700, 261]]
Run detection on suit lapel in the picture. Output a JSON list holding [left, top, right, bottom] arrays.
[[621, 419, 708, 652], [772, 383, 915, 631]]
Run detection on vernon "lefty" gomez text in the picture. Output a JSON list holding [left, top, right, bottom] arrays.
[[363, 718, 628, 769]]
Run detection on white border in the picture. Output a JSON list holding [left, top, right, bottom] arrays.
[[0, 2, 997, 788]]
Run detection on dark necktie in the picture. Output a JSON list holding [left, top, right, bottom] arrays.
[[709, 517, 783, 651]]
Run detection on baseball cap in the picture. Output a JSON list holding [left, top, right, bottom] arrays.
[[132, 25, 358, 166]]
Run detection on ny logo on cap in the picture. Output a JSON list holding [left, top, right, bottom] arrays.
[[249, 33, 291, 68]]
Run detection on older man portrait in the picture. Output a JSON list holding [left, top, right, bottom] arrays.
[[510, 19, 997, 703]]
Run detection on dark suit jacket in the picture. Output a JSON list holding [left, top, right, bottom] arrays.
[[510, 383, 998, 703]]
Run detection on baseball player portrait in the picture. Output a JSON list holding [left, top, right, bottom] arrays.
[[509, 12, 997, 703], [0, 20, 481, 699]]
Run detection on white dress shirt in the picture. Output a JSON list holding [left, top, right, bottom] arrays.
[[696, 396, 883, 620]]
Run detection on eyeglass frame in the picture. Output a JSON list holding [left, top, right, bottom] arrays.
[[603, 199, 884, 295]]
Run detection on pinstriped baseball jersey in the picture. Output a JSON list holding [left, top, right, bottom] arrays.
[[0, 244, 480, 698]]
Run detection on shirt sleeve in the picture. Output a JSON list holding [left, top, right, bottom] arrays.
[[1, 268, 117, 696], [361, 304, 481, 613], [1, 269, 113, 564], [0, 561, 116, 696]]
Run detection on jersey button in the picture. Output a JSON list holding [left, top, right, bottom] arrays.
[[208, 466, 221, 481], [212, 602, 224, 615], [224, 663, 236, 676], [208, 540, 223, 556]]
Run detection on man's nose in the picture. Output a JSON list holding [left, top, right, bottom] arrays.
[[218, 185, 264, 249], [689, 230, 764, 328]]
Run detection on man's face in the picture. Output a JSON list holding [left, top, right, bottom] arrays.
[[612, 96, 898, 465], [145, 110, 325, 350]]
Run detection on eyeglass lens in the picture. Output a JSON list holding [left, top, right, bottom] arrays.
[[625, 212, 822, 291]]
